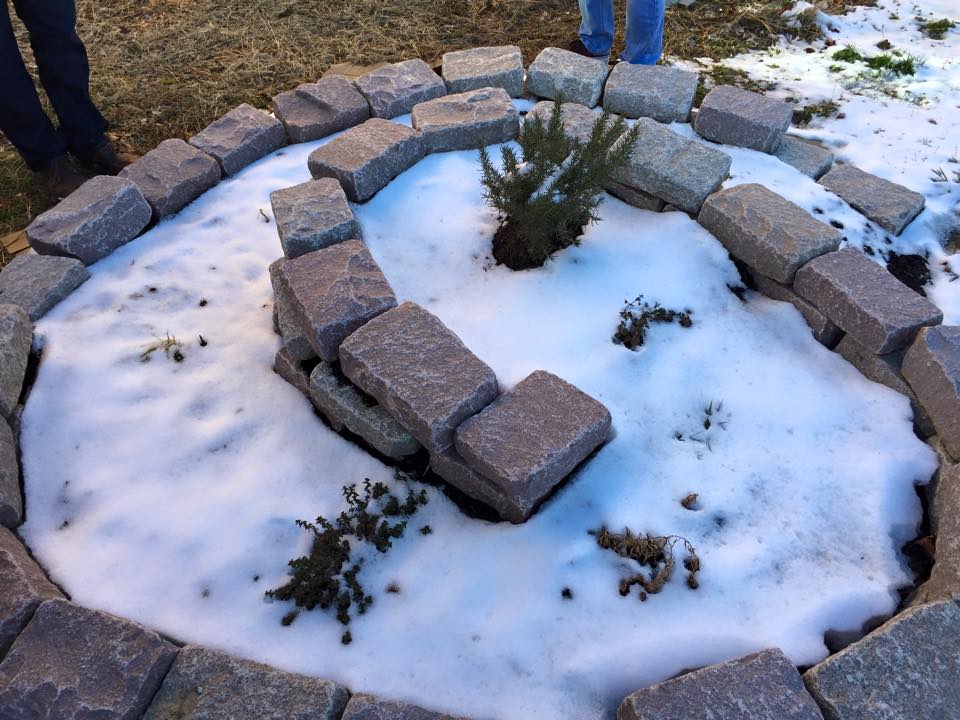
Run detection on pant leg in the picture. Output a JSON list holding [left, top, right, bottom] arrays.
[[622, 0, 665, 64], [0, 0, 67, 169], [578, 0, 615, 57], [12, 0, 106, 156]]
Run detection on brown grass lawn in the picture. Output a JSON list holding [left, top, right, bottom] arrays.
[[0, 0, 872, 265]]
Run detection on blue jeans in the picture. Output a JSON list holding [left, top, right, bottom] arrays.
[[0, 0, 107, 169], [578, 0, 665, 65]]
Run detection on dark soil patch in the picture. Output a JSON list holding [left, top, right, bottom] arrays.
[[491, 219, 585, 271], [886, 252, 931, 296]]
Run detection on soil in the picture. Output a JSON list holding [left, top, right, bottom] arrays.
[[491, 219, 586, 271], [886, 252, 931, 296]]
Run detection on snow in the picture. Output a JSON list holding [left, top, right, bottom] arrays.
[[17, 1, 956, 717]]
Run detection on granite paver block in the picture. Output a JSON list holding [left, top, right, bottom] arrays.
[[753, 274, 843, 348], [526, 100, 600, 144], [803, 599, 960, 720], [0, 598, 177, 720], [274, 347, 311, 399], [270, 178, 360, 259], [25, 175, 151, 265], [526, 47, 609, 108], [611, 118, 731, 214], [455, 370, 610, 520], [793, 248, 942, 354], [911, 463, 960, 605], [0, 254, 90, 321], [309, 361, 421, 458], [354, 59, 446, 119], [0, 418, 21, 528], [605, 180, 666, 212], [308, 118, 426, 202], [339, 301, 499, 452], [143, 644, 349, 720], [0, 526, 63, 657], [118, 138, 221, 219], [411, 87, 519, 152], [818, 163, 924, 235], [699, 183, 841, 283], [274, 239, 397, 361], [775, 136, 834, 179], [429, 447, 527, 523], [694, 85, 793, 154], [442, 45, 524, 97], [603, 63, 698, 123], [341, 693, 469, 720], [273, 75, 370, 143], [189, 103, 286, 176], [0, 303, 31, 419], [618, 649, 824, 720], [903, 326, 960, 458], [269, 259, 316, 362]]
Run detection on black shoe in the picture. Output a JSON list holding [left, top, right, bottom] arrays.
[[38, 155, 89, 199], [567, 39, 610, 64], [75, 138, 140, 175]]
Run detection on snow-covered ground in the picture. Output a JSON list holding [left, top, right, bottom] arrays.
[[18, 1, 957, 718]]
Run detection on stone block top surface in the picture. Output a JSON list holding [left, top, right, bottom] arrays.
[[0, 303, 31, 419], [694, 85, 793, 154], [354, 59, 446, 119], [270, 177, 359, 259], [342, 693, 469, 720], [526, 47, 610, 108], [0, 254, 90, 321], [0, 417, 20, 528], [775, 136, 834, 180], [818, 163, 925, 235], [273, 75, 371, 143], [119, 138, 221, 219], [903, 326, 960, 458], [411, 86, 519, 152], [603, 62, 699, 123], [189, 103, 286, 175], [526, 101, 601, 144], [441, 45, 524, 97], [0, 526, 64, 656]]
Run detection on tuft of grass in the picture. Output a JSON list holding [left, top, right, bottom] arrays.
[[140, 333, 184, 363], [593, 526, 701, 599], [832, 44, 863, 62], [694, 64, 778, 106], [918, 18, 956, 39], [831, 44, 918, 76], [793, 99, 840, 125], [613, 295, 693, 350]]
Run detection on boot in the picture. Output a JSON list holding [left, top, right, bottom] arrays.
[[37, 155, 89, 199], [75, 138, 140, 175]]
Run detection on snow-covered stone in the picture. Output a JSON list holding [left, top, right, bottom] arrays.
[[0, 418, 20, 528], [603, 63, 698, 123], [618, 649, 824, 720], [308, 361, 421, 459], [25, 175, 151, 265], [269, 259, 316, 361], [143, 645, 349, 720], [273, 75, 370, 143], [803, 600, 960, 720], [0, 254, 90, 321], [455, 371, 610, 521], [342, 693, 468, 720], [270, 177, 360, 259], [526, 47, 609, 108], [775, 136, 834, 180], [793, 248, 942, 354], [0, 598, 177, 719], [274, 240, 396, 361], [354, 59, 446, 119], [694, 85, 793, 154], [429, 447, 526, 523], [605, 180, 666, 212], [442, 45, 524, 97], [903, 326, 960, 458], [0, 526, 63, 656], [526, 100, 601, 143], [611, 118, 731, 214], [753, 274, 843, 348], [0, 303, 30, 419], [118, 138, 221, 219], [339, 301, 499, 453], [189, 103, 286, 176], [307, 118, 425, 202], [818, 163, 924, 236], [274, 348, 311, 398], [910, 463, 960, 605], [698, 183, 841, 284], [411, 87, 519, 152]]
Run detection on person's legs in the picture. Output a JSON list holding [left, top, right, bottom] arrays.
[[578, 0, 616, 58], [622, 0, 665, 64]]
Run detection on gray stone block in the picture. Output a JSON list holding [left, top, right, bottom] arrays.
[[308, 361, 420, 459], [776, 136, 834, 180], [119, 138, 221, 219], [429, 447, 526, 523], [274, 348, 311, 398], [339, 301, 499, 452], [605, 180, 666, 212], [699, 183, 841, 283], [694, 85, 793, 154], [189, 103, 286, 176], [0, 303, 30, 419], [818, 163, 924, 236], [273, 75, 371, 143], [911, 463, 960, 605], [455, 370, 611, 521], [611, 118, 731, 214], [25, 175, 151, 265], [308, 118, 426, 202], [618, 649, 824, 720], [143, 645, 349, 720], [0, 418, 20, 528], [0, 598, 177, 720], [526, 47, 609, 108], [0, 526, 63, 658], [803, 599, 960, 720], [603, 63, 698, 123], [526, 100, 600, 144], [442, 45, 524, 97], [793, 248, 942, 354], [0, 254, 90, 321], [412, 87, 519, 152], [341, 693, 468, 720], [274, 239, 397, 361], [753, 274, 843, 348], [269, 259, 316, 362], [270, 178, 360, 259], [903, 326, 960, 458], [354, 59, 446, 119]]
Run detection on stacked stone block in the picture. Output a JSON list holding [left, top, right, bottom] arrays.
[[694, 85, 793, 154], [354, 59, 446, 119], [411, 87, 519, 152], [270, 177, 361, 259], [603, 63, 699, 123], [441, 46, 525, 98], [273, 75, 371, 143], [526, 47, 609, 108], [189, 103, 286, 175], [119, 138, 221, 219], [818, 163, 924, 235]]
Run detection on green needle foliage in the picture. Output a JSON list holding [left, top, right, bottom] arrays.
[[479, 99, 641, 270]]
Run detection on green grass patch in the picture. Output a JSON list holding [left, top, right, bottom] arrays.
[[793, 99, 841, 126], [919, 18, 956, 39]]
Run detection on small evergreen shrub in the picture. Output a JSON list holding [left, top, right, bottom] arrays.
[[613, 295, 693, 350], [478, 100, 641, 270]]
